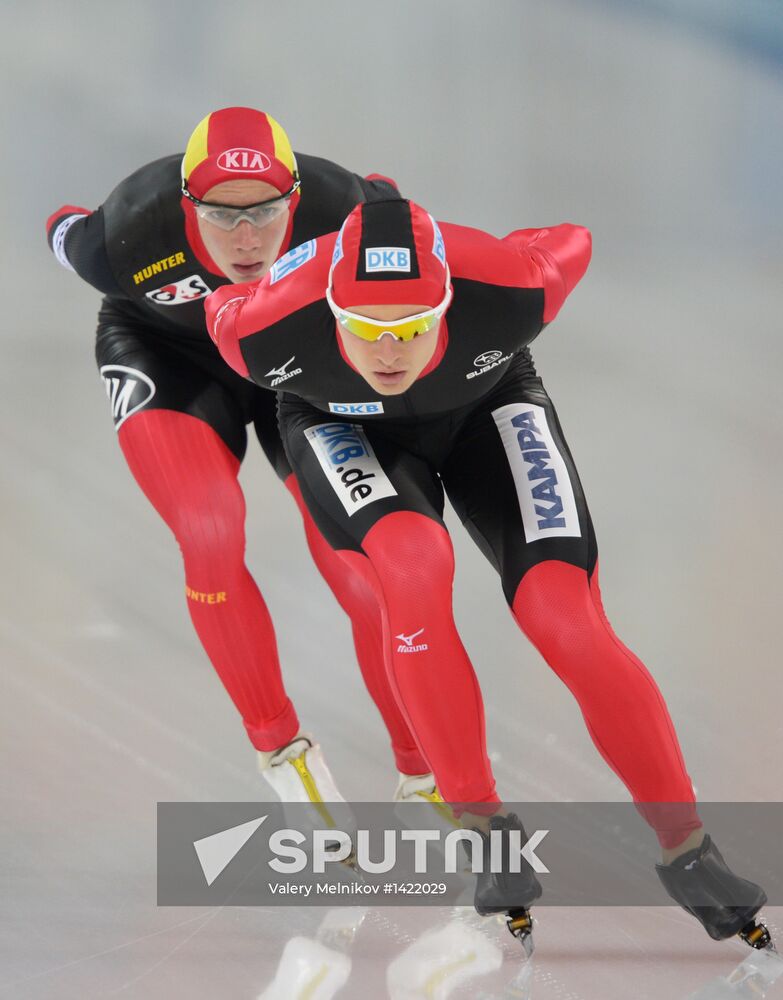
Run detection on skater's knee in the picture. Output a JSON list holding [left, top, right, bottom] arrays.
[[511, 560, 598, 656], [171, 480, 247, 571], [118, 409, 248, 566], [362, 513, 455, 603]]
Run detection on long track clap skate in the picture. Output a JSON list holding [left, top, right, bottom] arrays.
[[471, 812, 542, 957], [655, 835, 774, 951], [259, 734, 360, 872]]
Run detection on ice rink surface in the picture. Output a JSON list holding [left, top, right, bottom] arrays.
[[2, 1, 782, 996]]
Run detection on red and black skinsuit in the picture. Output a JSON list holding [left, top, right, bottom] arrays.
[[45, 154, 430, 774], [206, 202, 701, 846]]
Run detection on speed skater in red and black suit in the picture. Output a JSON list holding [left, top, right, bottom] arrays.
[[205, 197, 771, 949], [45, 107, 434, 808]]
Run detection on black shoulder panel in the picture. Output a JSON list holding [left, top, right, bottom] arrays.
[[100, 155, 185, 268], [290, 154, 369, 245], [63, 208, 124, 296]]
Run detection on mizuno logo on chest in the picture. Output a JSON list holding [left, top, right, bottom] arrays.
[[266, 356, 303, 387]]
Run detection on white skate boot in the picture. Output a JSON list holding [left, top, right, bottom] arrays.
[[393, 771, 474, 886], [259, 734, 355, 853], [258, 936, 351, 1000], [386, 917, 506, 1000], [257, 909, 369, 1000]]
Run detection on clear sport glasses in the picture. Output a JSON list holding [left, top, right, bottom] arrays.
[[181, 179, 300, 231]]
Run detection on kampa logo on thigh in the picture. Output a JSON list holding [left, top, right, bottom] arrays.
[[492, 402, 582, 542], [305, 423, 397, 516]]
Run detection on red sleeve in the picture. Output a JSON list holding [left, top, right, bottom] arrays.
[[206, 234, 336, 380], [502, 224, 592, 322], [365, 172, 398, 189], [46, 203, 91, 240], [204, 282, 258, 378]]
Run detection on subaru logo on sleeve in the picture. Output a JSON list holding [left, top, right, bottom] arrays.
[[492, 402, 581, 541], [466, 349, 513, 380], [474, 350, 503, 368], [365, 248, 411, 272], [305, 422, 397, 515]]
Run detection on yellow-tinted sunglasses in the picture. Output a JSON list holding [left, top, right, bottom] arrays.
[[326, 271, 453, 343]]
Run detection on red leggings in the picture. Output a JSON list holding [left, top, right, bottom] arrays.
[[118, 409, 426, 772], [360, 513, 700, 846]]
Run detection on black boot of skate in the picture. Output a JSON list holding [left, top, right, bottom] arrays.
[[655, 835, 771, 948], [470, 812, 543, 953]]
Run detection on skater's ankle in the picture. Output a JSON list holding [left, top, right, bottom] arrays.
[[462, 807, 507, 835], [661, 826, 706, 865], [256, 731, 311, 771]]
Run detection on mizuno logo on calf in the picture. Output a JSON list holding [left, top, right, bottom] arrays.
[[395, 628, 429, 653]]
